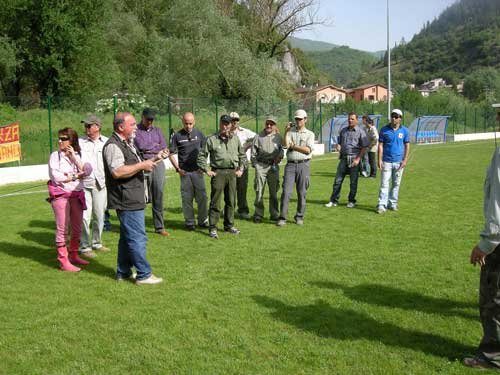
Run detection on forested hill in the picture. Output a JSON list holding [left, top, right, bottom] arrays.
[[388, 0, 500, 83]]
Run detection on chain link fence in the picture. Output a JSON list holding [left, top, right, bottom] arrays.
[[0, 95, 497, 167]]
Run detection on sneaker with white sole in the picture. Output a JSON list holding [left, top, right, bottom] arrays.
[[209, 229, 218, 239], [346, 202, 356, 208], [224, 227, 241, 235], [376, 206, 386, 214], [295, 218, 304, 225], [135, 274, 163, 285], [81, 250, 97, 258], [325, 201, 337, 208], [276, 219, 286, 226]]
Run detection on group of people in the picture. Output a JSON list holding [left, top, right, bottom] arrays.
[[46, 106, 412, 283]]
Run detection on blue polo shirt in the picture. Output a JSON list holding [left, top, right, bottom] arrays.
[[379, 125, 409, 163]]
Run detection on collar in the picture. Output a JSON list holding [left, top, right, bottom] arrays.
[[138, 122, 154, 131]]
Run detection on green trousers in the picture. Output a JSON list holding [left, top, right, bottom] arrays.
[[253, 163, 280, 220], [209, 169, 237, 230]]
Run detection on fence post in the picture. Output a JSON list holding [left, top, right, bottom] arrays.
[[334, 102, 337, 117], [214, 97, 219, 133], [464, 107, 467, 133], [113, 95, 117, 117], [319, 100, 323, 144], [474, 108, 477, 133], [48, 96, 53, 154], [255, 97, 259, 133], [288, 100, 292, 122], [312, 100, 316, 135], [167, 96, 172, 142]]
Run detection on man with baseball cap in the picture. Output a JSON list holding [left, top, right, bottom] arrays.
[[250, 115, 283, 223], [464, 103, 500, 370], [78, 114, 109, 258], [277, 109, 315, 226], [376, 108, 410, 214], [197, 114, 246, 239], [134, 108, 170, 236], [230, 112, 256, 220]]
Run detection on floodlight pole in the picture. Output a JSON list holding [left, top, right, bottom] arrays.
[[387, 0, 391, 120]]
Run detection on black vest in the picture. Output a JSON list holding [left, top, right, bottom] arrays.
[[103, 132, 146, 211]]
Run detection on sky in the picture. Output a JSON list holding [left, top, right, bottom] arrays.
[[294, 0, 458, 52]]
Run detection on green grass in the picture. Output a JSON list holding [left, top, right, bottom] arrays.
[[0, 140, 494, 374]]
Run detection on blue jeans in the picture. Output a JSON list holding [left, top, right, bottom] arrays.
[[116, 209, 151, 281], [330, 156, 359, 204], [377, 162, 405, 209]]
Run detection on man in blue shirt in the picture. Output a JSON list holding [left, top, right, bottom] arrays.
[[376, 109, 410, 214], [325, 112, 368, 208]]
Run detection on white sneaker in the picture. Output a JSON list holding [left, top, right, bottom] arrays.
[[135, 274, 163, 285], [325, 202, 337, 208], [376, 206, 386, 214], [346, 202, 356, 208], [276, 219, 286, 226]]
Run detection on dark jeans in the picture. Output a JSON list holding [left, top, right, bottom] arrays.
[[236, 167, 249, 215], [478, 245, 500, 367], [330, 156, 360, 204], [209, 169, 237, 230]]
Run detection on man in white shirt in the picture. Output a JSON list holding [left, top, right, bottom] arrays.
[[79, 114, 109, 258], [230, 112, 256, 219]]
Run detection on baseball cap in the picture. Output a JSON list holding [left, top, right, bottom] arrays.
[[391, 109, 403, 117], [81, 114, 102, 127], [220, 114, 232, 123], [265, 115, 277, 124], [142, 108, 156, 120], [294, 109, 307, 119], [229, 112, 240, 121]]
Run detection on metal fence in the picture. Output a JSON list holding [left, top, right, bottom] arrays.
[[0, 94, 497, 167]]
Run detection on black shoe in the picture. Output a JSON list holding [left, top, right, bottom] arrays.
[[253, 216, 262, 224], [198, 221, 209, 229], [224, 227, 241, 235], [185, 224, 196, 231]]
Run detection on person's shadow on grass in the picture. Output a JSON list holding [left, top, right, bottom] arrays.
[[252, 295, 473, 360], [310, 281, 476, 320], [13, 230, 116, 278]]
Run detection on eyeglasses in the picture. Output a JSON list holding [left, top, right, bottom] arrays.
[[58, 136, 69, 141], [391, 114, 401, 119]]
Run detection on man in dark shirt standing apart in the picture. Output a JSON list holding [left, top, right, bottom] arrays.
[[134, 108, 170, 236], [197, 115, 246, 239], [103, 112, 165, 285], [169, 112, 208, 231], [325, 112, 368, 209]]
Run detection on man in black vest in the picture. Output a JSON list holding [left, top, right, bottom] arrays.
[[103, 112, 166, 285]]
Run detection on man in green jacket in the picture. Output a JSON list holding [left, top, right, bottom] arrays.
[[197, 114, 246, 239]]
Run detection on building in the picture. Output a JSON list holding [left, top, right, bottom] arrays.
[[295, 84, 347, 106], [418, 78, 452, 97], [346, 84, 389, 102]]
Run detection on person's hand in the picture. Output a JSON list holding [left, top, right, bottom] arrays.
[[285, 122, 293, 132], [177, 168, 187, 176], [378, 160, 383, 170], [398, 159, 407, 171], [142, 159, 155, 172], [207, 170, 217, 177], [235, 169, 243, 177], [335, 144, 341, 152], [351, 158, 360, 167], [470, 245, 487, 267], [65, 145, 76, 158]]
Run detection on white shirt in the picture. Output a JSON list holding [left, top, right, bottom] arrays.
[[79, 135, 108, 189]]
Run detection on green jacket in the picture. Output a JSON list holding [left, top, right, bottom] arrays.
[[197, 133, 246, 172]]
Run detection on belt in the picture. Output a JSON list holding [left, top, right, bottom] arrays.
[[287, 159, 310, 164]]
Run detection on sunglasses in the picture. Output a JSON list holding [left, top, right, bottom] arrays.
[[58, 136, 69, 141]]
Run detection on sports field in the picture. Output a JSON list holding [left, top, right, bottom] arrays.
[[0, 140, 493, 374]]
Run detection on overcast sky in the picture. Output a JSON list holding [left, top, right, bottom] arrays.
[[294, 0, 457, 51]]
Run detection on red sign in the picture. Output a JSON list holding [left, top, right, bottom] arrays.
[[0, 122, 21, 164]]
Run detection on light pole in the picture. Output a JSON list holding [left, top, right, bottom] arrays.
[[387, 0, 391, 120]]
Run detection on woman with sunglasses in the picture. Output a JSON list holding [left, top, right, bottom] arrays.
[[48, 128, 92, 272]]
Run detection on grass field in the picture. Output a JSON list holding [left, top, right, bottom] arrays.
[[0, 140, 495, 374]]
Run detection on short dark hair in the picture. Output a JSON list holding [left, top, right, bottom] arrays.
[[348, 112, 358, 118]]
